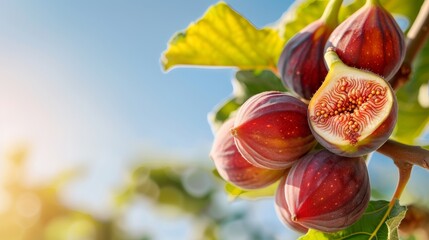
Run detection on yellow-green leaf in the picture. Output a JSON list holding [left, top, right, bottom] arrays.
[[225, 180, 279, 201], [161, 2, 284, 71]]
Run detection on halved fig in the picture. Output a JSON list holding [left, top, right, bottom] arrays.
[[308, 48, 397, 157], [284, 149, 370, 232], [232, 91, 316, 169], [210, 118, 284, 189]]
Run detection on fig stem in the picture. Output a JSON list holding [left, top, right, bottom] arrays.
[[366, 0, 381, 6], [368, 155, 412, 239], [320, 0, 342, 28], [390, 0, 429, 89], [391, 160, 413, 201], [324, 48, 343, 69], [374, 139, 429, 238], [377, 139, 429, 170]]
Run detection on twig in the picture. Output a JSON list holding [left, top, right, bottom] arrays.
[[369, 140, 415, 239], [390, 0, 429, 90], [377, 139, 429, 170]]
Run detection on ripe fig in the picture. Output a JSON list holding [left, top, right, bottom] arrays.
[[210, 118, 284, 190], [275, 175, 308, 233], [326, 0, 405, 80], [232, 91, 316, 169], [283, 149, 370, 232], [278, 0, 342, 100], [308, 49, 397, 157]]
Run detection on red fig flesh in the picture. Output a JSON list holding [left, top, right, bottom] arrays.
[[308, 49, 397, 157]]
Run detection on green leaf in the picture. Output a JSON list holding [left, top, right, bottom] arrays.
[[393, 42, 429, 144], [385, 203, 407, 240], [233, 70, 287, 99], [208, 70, 286, 130], [209, 97, 241, 131], [161, 2, 284, 71], [225, 180, 279, 200], [299, 200, 407, 240]]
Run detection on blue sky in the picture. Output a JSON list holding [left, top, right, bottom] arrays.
[[0, 1, 301, 238], [0, 0, 294, 224]]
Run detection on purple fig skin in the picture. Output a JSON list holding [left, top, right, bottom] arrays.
[[284, 150, 370, 232], [210, 118, 284, 190], [326, 3, 405, 80], [278, 20, 333, 100], [232, 91, 316, 170], [275, 175, 308, 233]]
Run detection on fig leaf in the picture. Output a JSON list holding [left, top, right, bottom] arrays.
[[298, 200, 406, 240]]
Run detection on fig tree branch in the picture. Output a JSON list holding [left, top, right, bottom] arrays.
[[377, 139, 429, 170], [390, 0, 429, 90], [375, 140, 416, 235]]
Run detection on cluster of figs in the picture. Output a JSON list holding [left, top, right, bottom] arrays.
[[210, 0, 404, 234]]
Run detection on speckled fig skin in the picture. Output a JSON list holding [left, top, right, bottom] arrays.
[[275, 175, 308, 233], [284, 150, 370, 232], [232, 91, 316, 170], [326, 0, 405, 80], [278, 20, 333, 100], [210, 118, 284, 190]]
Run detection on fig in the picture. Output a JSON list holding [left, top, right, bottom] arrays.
[[283, 149, 370, 232], [275, 175, 308, 233], [308, 49, 397, 157], [278, 0, 342, 100], [210, 118, 284, 190], [326, 0, 405, 80], [232, 91, 316, 169]]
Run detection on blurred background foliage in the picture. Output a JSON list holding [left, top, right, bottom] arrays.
[[2, 146, 429, 240], [0, 146, 290, 240], [0, 146, 133, 240]]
